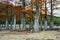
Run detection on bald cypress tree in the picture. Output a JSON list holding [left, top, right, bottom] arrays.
[[13, 1, 16, 30], [5, 0, 9, 29], [44, 0, 48, 30], [50, 0, 54, 29], [20, 0, 26, 31], [33, 0, 40, 32]]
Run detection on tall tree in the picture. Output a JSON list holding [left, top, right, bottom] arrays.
[[10, 7, 13, 30], [13, 1, 16, 30], [33, 0, 40, 32], [29, 0, 34, 32], [20, 0, 26, 31], [5, 0, 9, 29], [44, 0, 48, 30], [50, 0, 54, 29], [40, 2, 43, 31]]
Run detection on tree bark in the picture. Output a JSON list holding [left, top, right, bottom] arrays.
[[44, 0, 48, 30], [20, 0, 26, 31], [33, 0, 40, 32], [21, 17, 26, 30], [13, 11, 16, 30], [13, 1, 16, 30], [5, 15, 9, 29], [50, 0, 54, 29], [5, 0, 9, 29]]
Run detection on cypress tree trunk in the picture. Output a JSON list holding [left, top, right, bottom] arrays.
[[19, 22, 21, 30], [13, 12, 16, 30], [5, 0, 8, 29], [44, 20, 48, 30], [6, 14, 8, 29], [33, 0, 40, 32], [20, 0, 26, 31], [50, 0, 54, 29], [29, 19, 34, 32], [30, 0, 34, 32], [10, 19, 13, 29], [40, 19, 42, 30], [34, 16, 40, 32], [20, 17, 26, 30], [19, 18, 21, 31], [44, 0, 48, 30], [13, 1, 16, 30], [10, 8, 13, 29], [40, 5, 42, 31]]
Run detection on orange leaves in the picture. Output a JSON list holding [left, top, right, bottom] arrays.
[[33, 0, 46, 3], [32, 0, 46, 6], [22, 9, 28, 12], [26, 14, 30, 17], [22, 10, 30, 13], [8, 4, 14, 9], [42, 8, 48, 12], [0, 3, 2, 8], [15, 6, 21, 13], [39, 0, 46, 5]]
